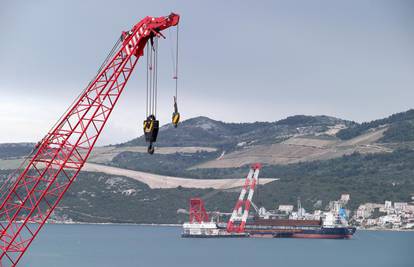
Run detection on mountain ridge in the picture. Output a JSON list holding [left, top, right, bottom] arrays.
[[122, 114, 350, 148], [2, 110, 413, 173]]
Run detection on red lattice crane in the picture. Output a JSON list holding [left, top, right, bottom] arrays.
[[0, 13, 180, 266], [189, 198, 209, 223]]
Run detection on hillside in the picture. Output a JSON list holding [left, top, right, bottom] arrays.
[[107, 114, 392, 174], [82, 163, 277, 189], [0, 170, 238, 224], [1, 149, 412, 224], [336, 109, 414, 142], [0, 143, 34, 159], [0, 114, 359, 174], [192, 127, 390, 169], [2, 111, 412, 179], [0, 110, 413, 224], [122, 115, 349, 149], [258, 148, 414, 211]]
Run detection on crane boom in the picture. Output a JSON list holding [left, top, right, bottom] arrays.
[[0, 13, 179, 266], [226, 164, 261, 233]]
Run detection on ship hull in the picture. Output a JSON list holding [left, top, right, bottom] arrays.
[[181, 233, 247, 238], [247, 227, 356, 239], [238, 218, 356, 239]]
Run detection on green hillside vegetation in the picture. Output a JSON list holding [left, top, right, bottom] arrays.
[[256, 149, 414, 211], [50, 149, 414, 222], [1, 148, 413, 224], [122, 116, 272, 148], [380, 120, 414, 143], [182, 149, 414, 212], [276, 115, 347, 127], [110, 150, 220, 177], [0, 143, 34, 159], [41, 172, 237, 224], [336, 109, 414, 141]]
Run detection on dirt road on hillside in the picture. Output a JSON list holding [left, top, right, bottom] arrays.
[[82, 163, 277, 189]]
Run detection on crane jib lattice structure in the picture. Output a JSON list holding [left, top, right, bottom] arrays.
[[0, 13, 180, 266]]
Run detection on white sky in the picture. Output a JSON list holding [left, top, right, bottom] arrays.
[[0, 0, 413, 145]]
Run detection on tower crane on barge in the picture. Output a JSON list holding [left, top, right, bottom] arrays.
[[0, 13, 180, 266]]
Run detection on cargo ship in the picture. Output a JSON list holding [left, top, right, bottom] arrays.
[[224, 212, 356, 239]]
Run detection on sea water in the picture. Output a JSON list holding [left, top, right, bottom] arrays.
[[21, 224, 413, 267]]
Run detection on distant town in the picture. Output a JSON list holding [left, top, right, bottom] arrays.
[[352, 198, 414, 230], [261, 194, 414, 231]]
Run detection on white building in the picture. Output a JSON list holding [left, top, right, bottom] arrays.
[[278, 205, 294, 213], [384, 200, 392, 209], [378, 214, 401, 226], [329, 201, 342, 212], [394, 202, 408, 212], [366, 218, 378, 226], [356, 205, 373, 219], [403, 205, 414, 213], [340, 194, 350, 203]]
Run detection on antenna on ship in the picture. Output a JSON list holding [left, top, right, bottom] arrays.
[[256, 170, 260, 208], [297, 197, 302, 219]]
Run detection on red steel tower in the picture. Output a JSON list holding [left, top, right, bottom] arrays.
[[189, 198, 210, 223]]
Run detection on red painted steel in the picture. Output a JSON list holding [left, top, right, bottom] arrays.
[[0, 13, 179, 266], [189, 198, 209, 223]]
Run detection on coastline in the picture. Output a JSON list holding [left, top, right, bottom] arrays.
[[46, 221, 182, 227], [42, 221, 413, 231], [357, 227, 414, 232]]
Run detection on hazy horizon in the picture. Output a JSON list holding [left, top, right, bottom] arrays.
[[1, 0, 413, 144]]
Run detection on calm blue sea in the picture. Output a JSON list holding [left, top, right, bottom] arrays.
[[20, 224, 413, 267]]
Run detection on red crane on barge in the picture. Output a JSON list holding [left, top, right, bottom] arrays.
[[0, 13, 180, 266]]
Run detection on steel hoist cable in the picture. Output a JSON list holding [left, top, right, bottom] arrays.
[[143, 37, 160, 154], [143, 22, 179, 153], [146, 44, 149, 117], [175, 24, 179, 101], [171, 24, 180, 128]]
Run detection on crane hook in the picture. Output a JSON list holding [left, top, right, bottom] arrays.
[[172, 96, 180, 128], [143, 114, 159, 154]]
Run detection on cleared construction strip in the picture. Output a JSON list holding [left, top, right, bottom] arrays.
[[82, 163, 278, 189]]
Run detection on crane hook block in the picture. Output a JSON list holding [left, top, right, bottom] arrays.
[[172, 96, 180, 128], [143, 115, 159, 154]]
